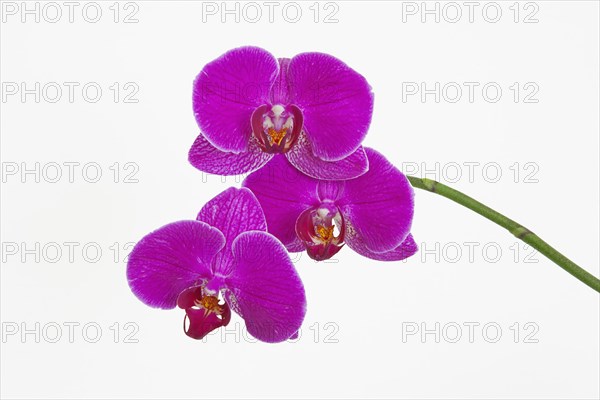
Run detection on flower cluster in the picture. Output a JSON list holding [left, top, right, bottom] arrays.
[[127, 47, 417, 343]]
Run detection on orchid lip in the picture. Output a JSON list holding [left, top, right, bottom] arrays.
[[178, 286, 231, 340], [251, 104, 303, 154], [295, 203, 345, 261]]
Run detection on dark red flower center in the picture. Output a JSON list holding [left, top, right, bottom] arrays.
[[295, 203, 345, 261], [177, 286, 231, 340], [251, 104, 303, 153]]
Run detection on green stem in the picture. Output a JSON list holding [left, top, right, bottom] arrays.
[[407, 176, 600, 293]]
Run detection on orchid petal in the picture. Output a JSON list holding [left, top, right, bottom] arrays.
[[197, 187, 268, 245], [337, 148, 414, 253], [126, 221, 225, 309], [287, 52, 374, 161], [285, 132, 369, 180], [188, 133, 273, 175], [270, 58, 291, 104], [289, 331, 299, 340], [347, 233, 418, 261], [224, 231, 306, 343], [197, 188, 267, 275], [193, 46, 278, 153], [242, 155, 318, 251]]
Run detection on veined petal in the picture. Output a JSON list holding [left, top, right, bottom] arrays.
[[347, 233, 418, 262], [242, 155, 319, 251], [287, 52, 374, 161], [126, 221, 225, 309], [270, 58, 291, 104], [197, 187, 267, 275], [188, 133, 273, 176], [224, 231, 306, 343], [193, 46, 278, 153], [285, 131, 369, 180], [317, 180, 345, 202], [337, 148, 414, 253]]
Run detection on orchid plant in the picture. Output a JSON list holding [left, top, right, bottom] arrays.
[[127, 46, 600, 343]]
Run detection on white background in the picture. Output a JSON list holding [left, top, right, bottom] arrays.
[[1, 1, 599, 399]]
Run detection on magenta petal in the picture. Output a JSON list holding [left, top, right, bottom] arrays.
[[270, 58, 291, 104], [193, 47, 278, 153], [188, 133, 273, 175], [126, 221, 225, 309], [287, 52, 374, 161], [317, 180, 345, 202], [197, 187, 267, 275], [347, 233, 418, 262], [338, 148, 414, 253], [224, 231, 306, 343], [286, 132, 369, 180], [242, 155, 318, 252]]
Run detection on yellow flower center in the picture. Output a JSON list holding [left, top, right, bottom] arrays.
[[195, 295, 222, 313], [267, 128, 287, 146], [316, 225, 334, 242]]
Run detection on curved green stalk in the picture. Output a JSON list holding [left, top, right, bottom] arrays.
[[407, 176, 600, 293]]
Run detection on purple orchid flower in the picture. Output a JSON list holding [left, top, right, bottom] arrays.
[[126, 187, 306, 342], [189, 46, 374, 180], [243, 148, 417, 261]]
